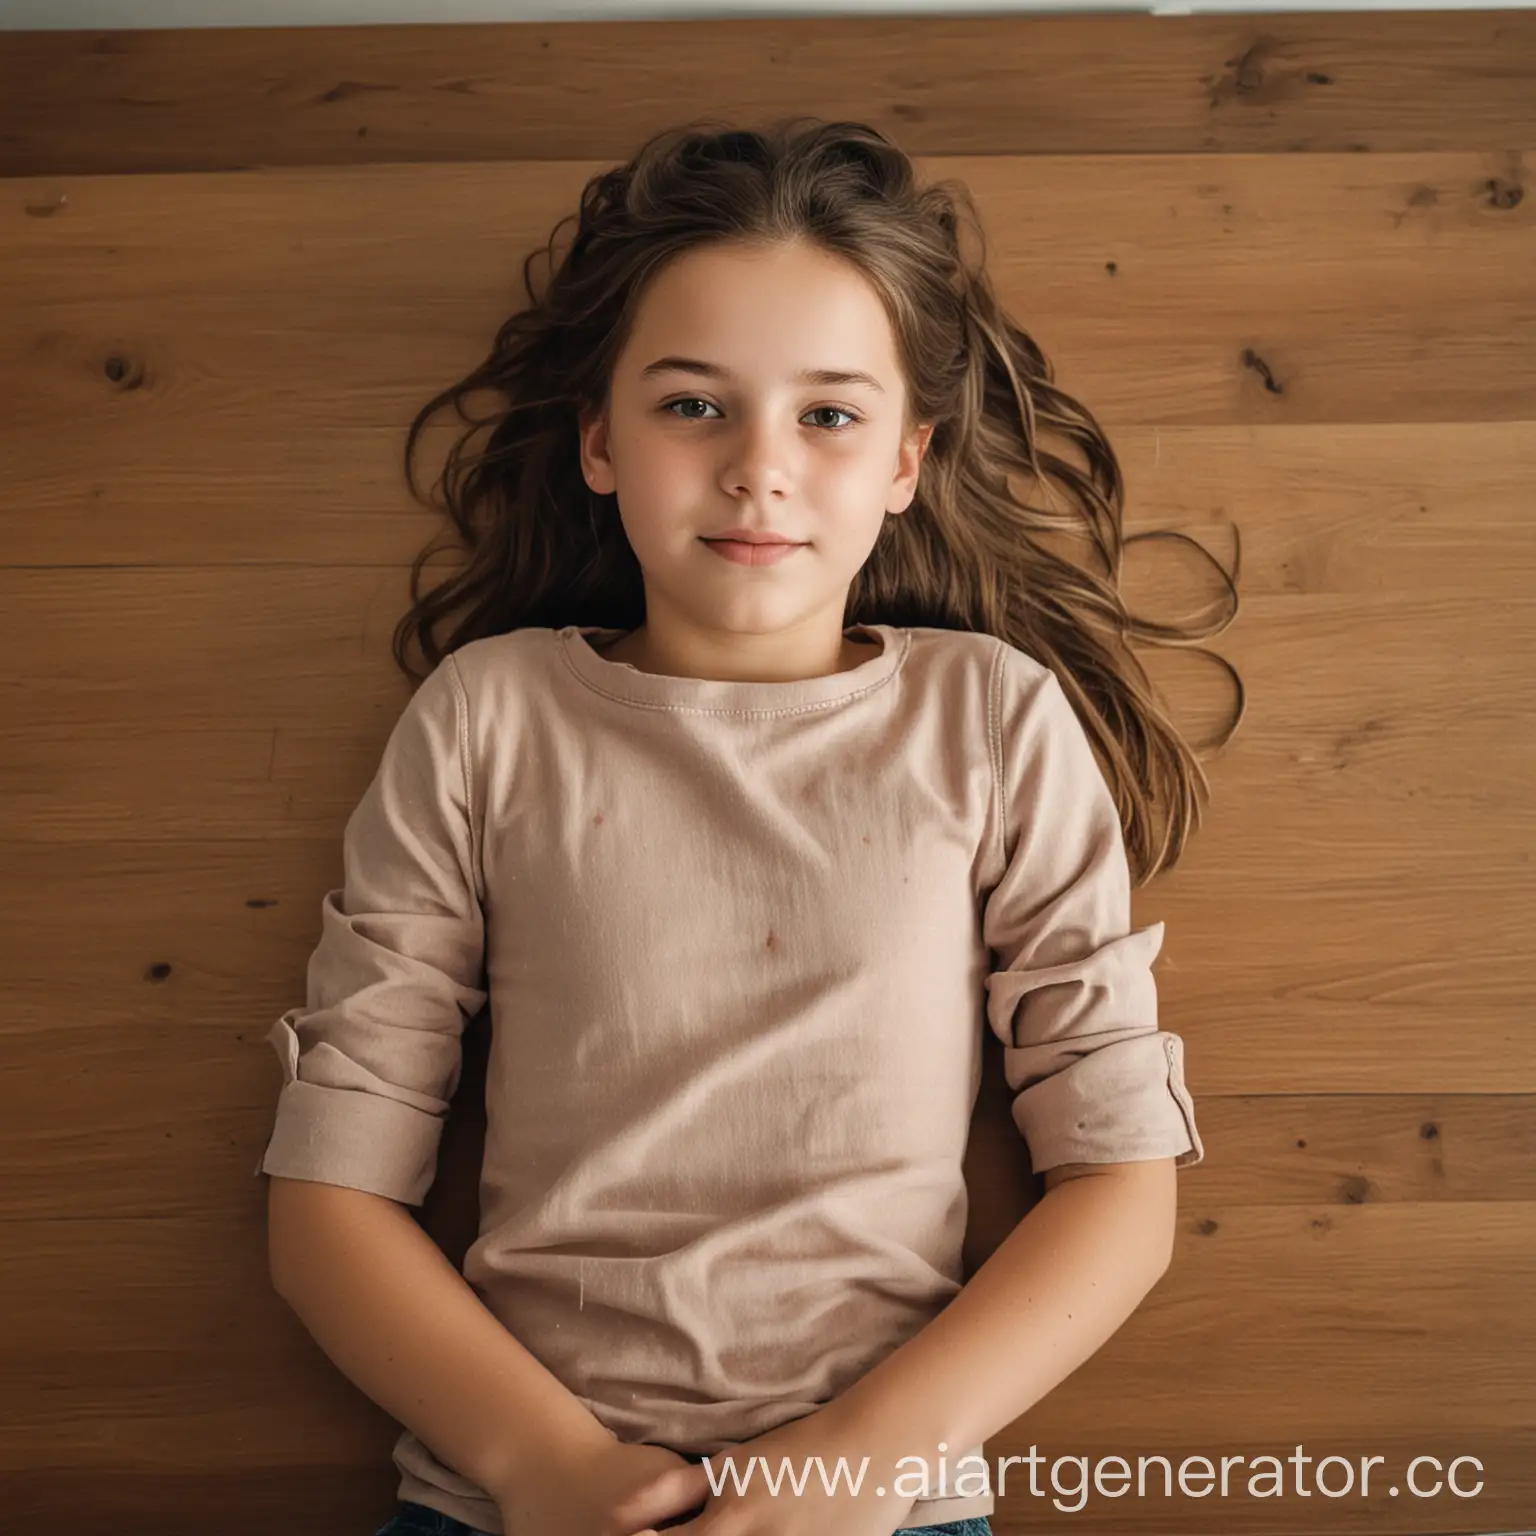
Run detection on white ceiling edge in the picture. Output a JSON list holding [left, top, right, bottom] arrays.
[[1, 0, 1529, 27]]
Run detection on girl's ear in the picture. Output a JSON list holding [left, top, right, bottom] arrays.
[[577, 402, 616, 494], [888, 422, 935, 515]]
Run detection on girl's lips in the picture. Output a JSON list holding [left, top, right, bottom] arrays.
[[701, 538, 807, 567]]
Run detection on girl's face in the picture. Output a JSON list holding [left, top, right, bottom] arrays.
[[578, 240, 931, 659]]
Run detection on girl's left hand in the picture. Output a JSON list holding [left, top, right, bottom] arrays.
[[659, 1404, 919, 1536]]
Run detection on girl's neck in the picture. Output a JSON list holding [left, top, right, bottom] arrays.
[[594, 623, 879, 684]]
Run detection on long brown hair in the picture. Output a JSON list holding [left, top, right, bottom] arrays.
[[394, 114, 1244, 884]]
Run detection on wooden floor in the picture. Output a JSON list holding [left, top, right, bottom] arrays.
[[1, 13, 1533, 1535]]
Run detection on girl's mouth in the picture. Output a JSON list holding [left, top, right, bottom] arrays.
[[701, 538, 807, 567]]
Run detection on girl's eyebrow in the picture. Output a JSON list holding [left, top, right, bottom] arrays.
[[638, 355, 886, 394]]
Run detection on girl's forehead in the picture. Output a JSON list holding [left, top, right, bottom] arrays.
[[623, 251, 900, 379]]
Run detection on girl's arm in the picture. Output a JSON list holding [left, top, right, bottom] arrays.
[[804, 645, 1204, 1469], [260, 655, 579, 1495], [817, 1156, 1178, 1463], [268, 1175, 616, 1502]]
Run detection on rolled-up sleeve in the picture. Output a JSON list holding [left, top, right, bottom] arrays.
[[254, 654, 489, 1206], [981, 647, 1203, 1173]]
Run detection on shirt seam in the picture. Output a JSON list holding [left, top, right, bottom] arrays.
[[443, 651, 486, 907], [556, 629, 910, 717], [988, 638, 1007, 873]]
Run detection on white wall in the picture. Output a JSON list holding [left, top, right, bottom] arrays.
[[0, 0, 1526, 27]]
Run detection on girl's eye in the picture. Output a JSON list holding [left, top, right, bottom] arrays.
[[660, 398, 863, 433]]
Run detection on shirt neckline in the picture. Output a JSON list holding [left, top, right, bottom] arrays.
[[558, 621, 907, 711]]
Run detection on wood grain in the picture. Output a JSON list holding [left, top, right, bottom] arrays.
[[1, 14, 1533, 176]]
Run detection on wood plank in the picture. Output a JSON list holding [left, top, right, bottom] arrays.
[[5, 153, 1534, 571], [7, 685, 1530, 851], [0, 14, 1532, 178], [3, 984, 1534, 1218], [0, 819, 1529, 1098], [0, 1448, 1527, 1536], [3, 416, 1535, 586], [4, 573, 1531, 832], [0, 1468, 394, 1536], [3, 150, 1533, 621], [0, 1194, 1531, 1530]]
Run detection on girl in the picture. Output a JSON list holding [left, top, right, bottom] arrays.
[[258, 116, 1239, 1536]]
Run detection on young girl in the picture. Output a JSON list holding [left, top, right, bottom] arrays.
[[258, 116, 1238, 1536]]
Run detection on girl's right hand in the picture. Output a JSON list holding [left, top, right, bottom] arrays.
[[496, 1438, 714, 1536]]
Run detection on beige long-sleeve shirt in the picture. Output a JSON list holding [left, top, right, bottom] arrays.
[[255, 620, 1203, 1534]]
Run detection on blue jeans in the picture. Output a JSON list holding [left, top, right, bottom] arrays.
[[374, 1500, 992, 1536]]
